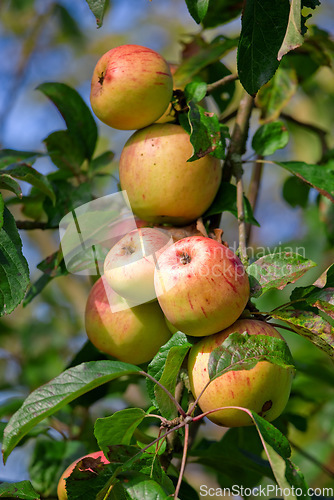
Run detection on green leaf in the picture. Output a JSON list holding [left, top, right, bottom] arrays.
[[278, 0, 304, 60], [208, 333, 295, 380], [95, 409, 146, 453], [37, 82, 97, 161], [54, 3, 83, 43], [147, 332, 195, 408], [237, 0, 290, 95], [251, 413, 309, 499], [0, 149, 42, 169], [173, 36, 238, 87], [116, 471, 169, 500], [29, 438, 66, 496], [247, 252, 316, 298], [202, 0, 243, 29], [0, 150, 55, 203], [23, 249, 68, 306], [2, 360, 141, 463], [85, 0, 109, 28], [44, 130, 85, 173], [0, 207, 30, 316], [204, 182, 260, 226], [66, 459, 116, 500], [255, 65, 298, 122], [282, 176, 310, 208], [0, 481, 40, 499], [192, 428, 274, 488], [206, 62, 236, 113], [252, 121, 289, 156], [0, 173, 22, 198], [89, 150, 115, 174], [185, 100, 228, 161], [184, 0, 209, 24], [275, 161, 334, 203], [271, 309, 334, 358], [0, 193, 3, 230]]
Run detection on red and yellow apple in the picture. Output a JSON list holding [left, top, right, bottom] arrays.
[[57, 451, 109, 500], [119, 124, 222, 225], [104, 227, 172, 304], [154, 236, 249, 336], [188, 319, 295, 427], [90, 45, 173, 130], [85, 276, 171, 364]]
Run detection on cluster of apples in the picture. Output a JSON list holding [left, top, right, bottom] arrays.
[[57, 44, 294, 499]]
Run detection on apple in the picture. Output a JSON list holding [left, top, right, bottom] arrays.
[[188, 319, 295, 427], [90, 45, 173, 130], [85, 276, 171, 364], [104, 227, 173, 304], [119, 124, 222, 225], [57, 451, 109, 500], [156, 63, 180, 124], [154, 236, 250, 336]]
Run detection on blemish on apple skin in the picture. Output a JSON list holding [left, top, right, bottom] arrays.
[[188, 293, 194, 310], [201, 306, 207, 318], [259, 400, 273, 417]]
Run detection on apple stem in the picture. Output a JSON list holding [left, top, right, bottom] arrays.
[[140, 371, 187, 418]]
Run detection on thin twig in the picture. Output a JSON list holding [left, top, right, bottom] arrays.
[[207, 73, 239, 94], [246, 155, 263, 244], [236, 175, 248, 264], [15, 220, 57, 230], [140, 371, 186, 418], [174, 423, 190, 500]]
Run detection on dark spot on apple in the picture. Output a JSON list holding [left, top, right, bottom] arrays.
[[98, 72, 104, 85], [259, 400, 273, 416]]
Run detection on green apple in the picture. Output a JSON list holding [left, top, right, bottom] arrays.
[[154, 236, 250, 336], [90, 44, 173, 130], [85, 276, 171, 364], [188, 319, 295, 427], [119, 124, 222, 225], [104, 227, 172, 304], [57, 451, 109, 500]]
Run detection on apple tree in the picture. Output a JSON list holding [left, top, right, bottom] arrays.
[[0, 0, 334, 498]]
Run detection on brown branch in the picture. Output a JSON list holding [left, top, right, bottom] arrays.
[[206, 73, 239, 94], [246, 155, 263, 244], [15, 220, 57, 230], [174, 423, 190, 500]]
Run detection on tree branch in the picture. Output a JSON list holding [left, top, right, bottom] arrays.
[[15, 220, 57, 230], [206, 73, 238, 94], [280, 112, 329, 156], [246, 155, 263, 244]]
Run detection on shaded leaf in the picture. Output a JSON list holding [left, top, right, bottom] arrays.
[[276, 161, 334, 203], [89, 150, 115, 174], [271, 309, 334, 358], [29, 438, 66, 496], [54, 3, 83, 43], [95, 408, 146, 452], [282, 176, 310, 208], [252, 121, 289, 156], [1, 164, 55, 204], [85, 0, 109, 28], [2, 361, 141, 462], [204, 182, 260, 226], [0, 207, 30, 316], [255, 65, 298, 122], [0, 173, 22, 198], [0, 481, 40, 499], [44, 130, 85, 173], [0, 149, 42, 169], [37, 82, 97, 161], [185, 0, 209, 24], [238, 0, 290, 95], [202, 0, 243, 29], [0, 193, 3, 230], [206, 62, 236, 113], [208, 332, 294, 380], [174, 36, 238, 87], [247, 252, 316, 298]]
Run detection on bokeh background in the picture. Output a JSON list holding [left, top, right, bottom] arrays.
[[0, 0, 334, 496]]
